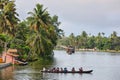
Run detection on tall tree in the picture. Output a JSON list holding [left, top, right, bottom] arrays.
[[69, 33, 75, 46], [27, 4, 62, 58], [0, 0, 19, 52], [81, 31, 88, 48], [0, 0, 19, 36], [110, 31, 120, 50]]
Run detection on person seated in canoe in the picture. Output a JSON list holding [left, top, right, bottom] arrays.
[[43, 67, 46, 71], [60, 67, 63, 72], [51, 67, 56, 72], [56, 67, 59, 72], [79, 67, 83, 72], [72, 67, 75, 72], [64, 67, 68, 73]]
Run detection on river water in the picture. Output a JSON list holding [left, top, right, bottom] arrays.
[[0, 50, 120, 80]]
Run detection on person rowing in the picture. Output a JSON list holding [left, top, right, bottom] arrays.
[[79, 67, 83, 72], [64, 67, 68, 73], [43, 67, 46, 71], [71, 67, 75, 72], [60, 67, 63, 72], [51, 67, 56, 72], [56, 67, 59, 72]]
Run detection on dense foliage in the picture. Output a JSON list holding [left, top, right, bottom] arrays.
[[57, 31, 120, 51], [0, 0, 63, 60]]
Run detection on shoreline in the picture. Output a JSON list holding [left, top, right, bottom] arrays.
[[0, 63, 12, 69], [55, 49, 120, 53]]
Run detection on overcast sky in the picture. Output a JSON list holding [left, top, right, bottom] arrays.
[[15, 0, 120, 36]]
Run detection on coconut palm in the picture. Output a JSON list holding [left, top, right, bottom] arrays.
[[27, 4, 55, 57], [0, 0, 19, 53], [0, 0, 19, 36], [50, 15, 63, 45]]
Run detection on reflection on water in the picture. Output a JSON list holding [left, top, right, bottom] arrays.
[[0, 66, 14, 80], [0, 50, 120, 80]]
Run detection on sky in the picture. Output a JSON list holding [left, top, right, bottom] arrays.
[[15, 0, 120, 37]]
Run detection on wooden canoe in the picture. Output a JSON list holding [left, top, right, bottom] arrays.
[[41, 70, 93, 73]]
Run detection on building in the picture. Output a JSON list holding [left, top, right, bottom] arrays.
[[2, 49, 19, 64]]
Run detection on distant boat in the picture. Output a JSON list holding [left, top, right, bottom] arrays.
[[58, 45, 75, 54], [66, 46, 75, 54]]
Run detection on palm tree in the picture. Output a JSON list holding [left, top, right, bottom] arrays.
[[80, 31, 88, 48], [27, 4, 56, 58], [110, 31, 117, 38], [0, 0, 19, 53], [51, 15, 63, 37], [69, 33, 75, 46], [0, 0, 19, 36], [110, 31, 119, 50]]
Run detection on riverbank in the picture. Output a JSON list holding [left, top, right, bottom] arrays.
[[100, 50, 120, 53], [0, 63, 12, 69], [77, 49, 120, 53], [55, 48, 120, 53]]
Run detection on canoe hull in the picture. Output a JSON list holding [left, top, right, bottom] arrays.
[[41, 70, 93, 73]]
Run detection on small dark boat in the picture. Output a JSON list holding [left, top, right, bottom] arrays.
[[18, 62, 28, 66], [41, 70, 93, 73], [15, 60, 28, 66]]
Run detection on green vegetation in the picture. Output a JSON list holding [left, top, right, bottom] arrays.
[[0, 0, 63, 60], [0, 0, 119, 63], [57, 31, 120, 52]]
